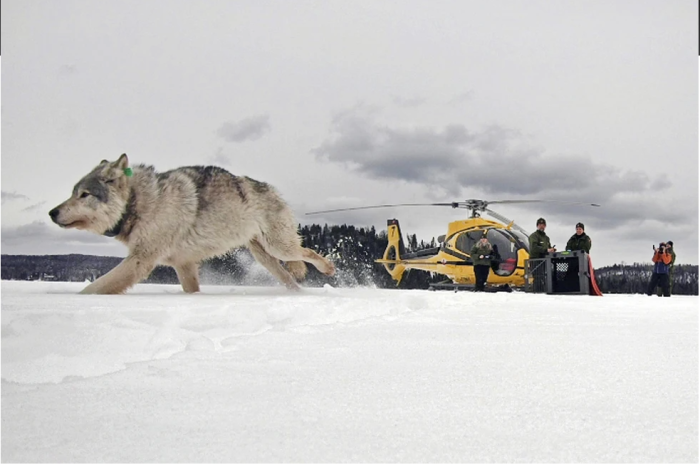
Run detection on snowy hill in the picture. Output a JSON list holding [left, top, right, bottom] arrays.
[[1, 281, 697, 462]]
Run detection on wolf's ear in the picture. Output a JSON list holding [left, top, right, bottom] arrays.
[[116, 153, 129, 170]]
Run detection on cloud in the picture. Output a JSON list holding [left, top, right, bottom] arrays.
[[391, 95, 427, 107], [2, 221, 111, 245], [650, 174, 672, 190], [447, 91, 474, 105], [209, 147, 231, 166], [1, 221, 124, 256], [59, 64, 77, 75], [21, 201, 47, 212], [216, 115, 271, 143], [2, 191, 30, 205], [314, 107, 691, 231]]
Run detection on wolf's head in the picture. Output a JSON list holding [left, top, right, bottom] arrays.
[[49, 154, 133, 235]]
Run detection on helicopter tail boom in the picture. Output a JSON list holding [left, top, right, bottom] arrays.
[[387, 219, 406, 256], [382, 219, 408, 284]]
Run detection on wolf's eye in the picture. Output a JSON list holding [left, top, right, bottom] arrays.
[[105, 179, 115, 184], [80, 192, 90, 199]]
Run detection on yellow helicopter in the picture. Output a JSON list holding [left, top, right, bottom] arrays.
[[307, 199, 600, 290]]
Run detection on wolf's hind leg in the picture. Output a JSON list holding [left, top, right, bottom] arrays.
[[174, 262, 200, 293], [285, 261, 308, 281], [80, 255, 156, 294], [297, 248, 335, 276], [258, 230, 335, 277], [266, 243, 335, 277], [248, 239, 300, 290]]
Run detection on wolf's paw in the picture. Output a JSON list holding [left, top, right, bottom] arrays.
[[322, 261, 336, 277], [79, 284, 98, 295], [79, 283, 126, 295]]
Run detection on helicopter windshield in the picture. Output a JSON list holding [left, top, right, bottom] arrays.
[[486, 229, 520, 276], [454, 229, 521, 277], [455, 230, 484, 255], [507, 229, 530, 252]]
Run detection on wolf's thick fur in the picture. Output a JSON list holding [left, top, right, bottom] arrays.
[[49, 154, 335, 294]]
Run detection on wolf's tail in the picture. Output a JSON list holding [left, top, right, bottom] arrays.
[[285, 261, 308, 281]]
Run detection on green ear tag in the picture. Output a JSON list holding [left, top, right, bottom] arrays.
[[123, 167, 133, 177]]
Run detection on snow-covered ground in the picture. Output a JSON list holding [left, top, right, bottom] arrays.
[[1, 280, 697, 462]]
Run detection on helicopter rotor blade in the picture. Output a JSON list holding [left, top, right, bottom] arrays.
[[484, 208, 531, 237], [306, 199, 601, 215], [487, 200, 601, 207], [305, 202, 456, 215]]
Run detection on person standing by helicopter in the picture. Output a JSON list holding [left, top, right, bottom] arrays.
[[470, 231, 493, 292], [563, 222, 591, 287], [566, 222, 592, 253], [528, 218, 556, 259]]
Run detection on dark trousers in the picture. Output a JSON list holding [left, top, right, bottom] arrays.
[[657, 266, 674, 296], [474, 265, 490, 291], [647, 273, 670, 297]]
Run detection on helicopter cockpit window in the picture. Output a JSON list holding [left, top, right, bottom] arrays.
[[510, 229, 530, 251], [487, 229, 519, 276], [455, 230, 484, 255]]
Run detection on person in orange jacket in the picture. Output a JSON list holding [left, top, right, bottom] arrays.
[[646, 242, 673, 297]]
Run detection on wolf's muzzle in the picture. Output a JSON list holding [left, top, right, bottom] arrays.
[[48, 208, 60, 224]]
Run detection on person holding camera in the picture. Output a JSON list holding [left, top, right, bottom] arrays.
[[657, 241, 676, 296], [470, 231, 493, 292], [646, 242, 673, 297]]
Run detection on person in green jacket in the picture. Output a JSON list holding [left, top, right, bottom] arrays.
[[563, 222, 592, 287], [658, 240, 676, 296], [566, 222, 592, 253], [470, 231, 493, 292], [528, 218, 556, 259]]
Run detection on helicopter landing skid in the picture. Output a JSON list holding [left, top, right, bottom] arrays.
[[428, 282, 514, 293]]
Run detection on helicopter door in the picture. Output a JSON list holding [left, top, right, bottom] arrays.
[[454, 230, 485, 255], [486, 229, 519, 276]]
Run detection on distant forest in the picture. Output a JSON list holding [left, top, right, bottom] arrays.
[[2, 223, 697, 295]]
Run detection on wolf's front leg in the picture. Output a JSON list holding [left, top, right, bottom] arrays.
[[80, 255, 157, 294]]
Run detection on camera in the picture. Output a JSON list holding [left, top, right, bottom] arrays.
[[659, 242, 666, 249]]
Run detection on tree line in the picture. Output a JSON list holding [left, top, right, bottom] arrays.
[[1, 223, 697, 295]]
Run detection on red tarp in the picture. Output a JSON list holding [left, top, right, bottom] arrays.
[[588, 256, 604, 296]]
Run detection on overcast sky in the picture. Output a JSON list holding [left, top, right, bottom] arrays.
[[2, 0, 698, 268]]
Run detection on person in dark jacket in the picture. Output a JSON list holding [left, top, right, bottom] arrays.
[[566, 222, 591, 253], [470, 231, 493, 291], [646, 243, 672, 297], [490, 243, 502, 273], [657, 241, 677, 296], [563, 222, 592, 288], [528, 218, 555, 259]]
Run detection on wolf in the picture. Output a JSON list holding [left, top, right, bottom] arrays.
[[48, 154, 335, 294]]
